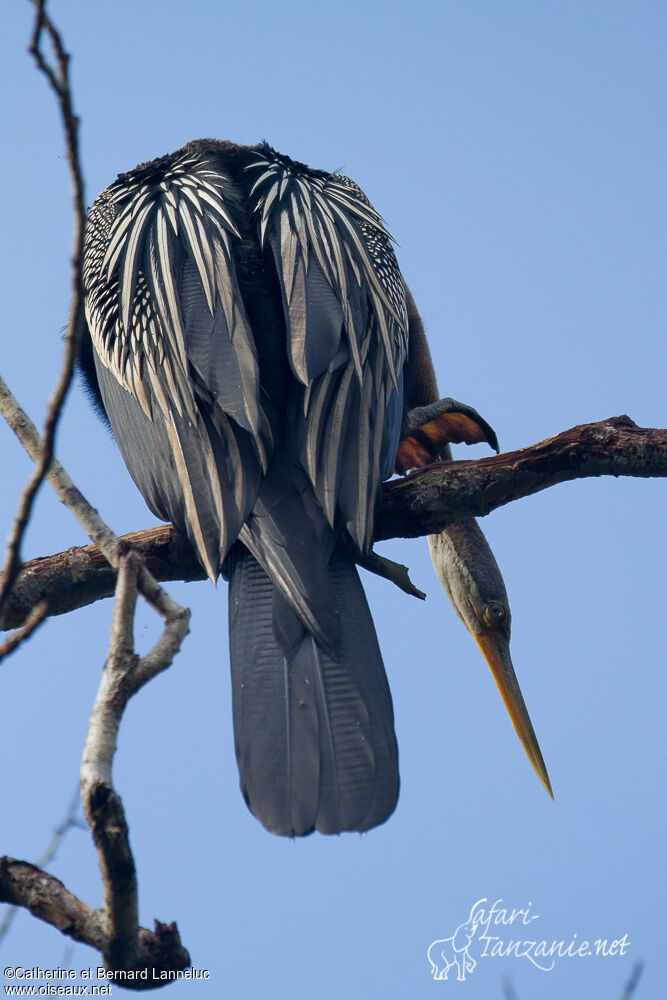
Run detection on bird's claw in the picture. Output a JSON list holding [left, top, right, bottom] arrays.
[[395, 397, 499, 475]]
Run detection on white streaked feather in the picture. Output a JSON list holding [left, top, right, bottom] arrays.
[[129, 357, 152, 420], [179, 181, 204, 216], [166, 412, 218, 584], [287, 261, 308, 384], [213, 242, 236, 333], [178, 201, 214, 314], [119, 201, 153, 333], [194, 212, 216, 313], [244, 146, 408, 551], [304, 374, 330, 486], [195, 421, 228, 558], [196, 185, 241, 236], [247, 166, 275, 195], [320, 367, 354, 525], [160, 359, 186, 420], [280, 209, 298, 301]]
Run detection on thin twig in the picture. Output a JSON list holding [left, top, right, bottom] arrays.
[[0, 785, 82, 948], [619, 961, 644, 1000], [0, 0, 87, 631], [0, 600, 49, 663]]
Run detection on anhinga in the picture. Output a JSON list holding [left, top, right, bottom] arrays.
[[81, 140, 551, 837]]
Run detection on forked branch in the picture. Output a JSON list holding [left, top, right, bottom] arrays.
[[0, 4, 191, 983]]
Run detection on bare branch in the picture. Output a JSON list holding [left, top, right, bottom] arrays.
[[0, 5, 661, 984], [0, 859, 104, 950], [0, 860, 190, 984], [375, 416, 666, 541], [0, 0, 86, 624], [80, 554, 141, 968], [0, 553, 192, 978], [79, 551, 190, 979], [81, 557, 141, 957], [2, 415, 664, 631], [0, 9, 192, 971], [0, 549, 191, 981], [0, 375, 190, 643], [0, 526, 202, 631], [0, 600, 49, 660]]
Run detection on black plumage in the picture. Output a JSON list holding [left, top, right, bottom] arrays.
[[81, 140, 408, 836]]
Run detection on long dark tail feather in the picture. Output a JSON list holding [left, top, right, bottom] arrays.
[[228, 545, 399, 836]]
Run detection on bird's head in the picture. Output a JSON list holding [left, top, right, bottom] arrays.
[[429, 520, 553, 798]]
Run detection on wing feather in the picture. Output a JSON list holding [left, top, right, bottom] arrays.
[[83, 149, 272, 577], [244, 145, 408, 551]]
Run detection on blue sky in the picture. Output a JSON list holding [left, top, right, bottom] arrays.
[[1, 1, 664, 997]]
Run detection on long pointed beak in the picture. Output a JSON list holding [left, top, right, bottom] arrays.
[[473, 630, 553, 798]]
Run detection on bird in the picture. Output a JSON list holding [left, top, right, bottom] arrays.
[[80, 139, 551, 837], [399, 288, 552, 800]]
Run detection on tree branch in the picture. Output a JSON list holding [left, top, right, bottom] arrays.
[[375, 415, 666, 541], [78, 552, 191, 982], [1, 415, 663, 630], [1, 4, 663, 985], [0, 540, 192, 982], [0, 465, 191, 982], [0, 375, 190, 646], [0, 0, 86, 627], [0, 8, 192, 977], [0, 600, 49, 658], [0, 860, 190, 986], [0, 859, 104, 951]]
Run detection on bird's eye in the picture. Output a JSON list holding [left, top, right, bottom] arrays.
[[483, 602, 506, 627]]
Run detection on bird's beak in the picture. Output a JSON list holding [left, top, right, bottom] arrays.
[[472, 629, 553, 798]]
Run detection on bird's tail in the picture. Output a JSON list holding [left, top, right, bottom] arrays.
[[227, 543, 399, 836]]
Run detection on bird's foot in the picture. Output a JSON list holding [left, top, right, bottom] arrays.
[[356, 550, 426, 600], [395, 398, 499, 475]]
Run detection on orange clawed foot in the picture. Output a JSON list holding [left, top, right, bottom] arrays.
[[395, 398, 499, 475]]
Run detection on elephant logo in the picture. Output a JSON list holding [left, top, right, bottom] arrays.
[[427, 904, 479, 981]]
